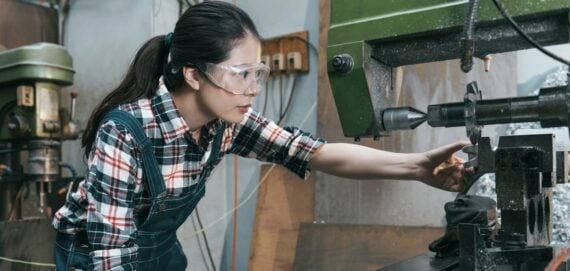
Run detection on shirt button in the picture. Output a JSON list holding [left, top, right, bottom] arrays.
[[158, 203, 166, 211]]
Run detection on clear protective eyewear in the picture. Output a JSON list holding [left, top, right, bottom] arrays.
[[198, 62, 271, 95]]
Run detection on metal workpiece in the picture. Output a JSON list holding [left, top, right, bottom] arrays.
[[427, 85, 570, 130]]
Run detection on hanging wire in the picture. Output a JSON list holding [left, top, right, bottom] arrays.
[[189, 102, 317, 238], [278, 75, 284, 119], [196, 208, 217, 271], [261, 79, 270, 116], [291, 36, 318, 55], [0, 256, 55, 268], [191, 212, 211, 271], [278, 75, 298, 126], [490, 0, 570, 67]]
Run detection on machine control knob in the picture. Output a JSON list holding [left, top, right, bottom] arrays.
[[331, 53, 354, 75], [8, 114, 30, 135]]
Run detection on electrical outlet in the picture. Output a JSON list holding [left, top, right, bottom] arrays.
[[262, 31, 309, 75], [287, 51, 302, 71], [261, 55, 271, 67], [272, 53, 285, 72]]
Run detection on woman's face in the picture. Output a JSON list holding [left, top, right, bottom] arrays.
[[197, 33, 262, 124]]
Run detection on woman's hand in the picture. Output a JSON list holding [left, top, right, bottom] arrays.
[[416, 141, 475, 192]]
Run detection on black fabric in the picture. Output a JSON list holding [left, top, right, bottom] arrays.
[[429, 195, 497, 257]]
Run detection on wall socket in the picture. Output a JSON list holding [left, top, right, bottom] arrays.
[[261, 31, 309, 76]]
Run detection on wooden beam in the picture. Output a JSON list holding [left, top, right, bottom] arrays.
[[248, 165, 315, 271]]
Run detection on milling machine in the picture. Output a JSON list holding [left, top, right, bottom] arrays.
[[327, 0, 570, 270], [0, 42, 80, 270]]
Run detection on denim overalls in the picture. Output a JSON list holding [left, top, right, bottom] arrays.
[[55, 109, 223, 271]]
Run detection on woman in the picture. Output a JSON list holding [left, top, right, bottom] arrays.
[[53, 2, 472, 270]]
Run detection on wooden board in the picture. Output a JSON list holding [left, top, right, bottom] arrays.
[[262, 31, 310, 75], [0, 0, 58, 50], [248, 165, 315, 271], [293, 223, 444, 271]]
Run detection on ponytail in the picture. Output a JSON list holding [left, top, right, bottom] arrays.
[[82, 1, 262, 158], [82, 35, 170, 157]]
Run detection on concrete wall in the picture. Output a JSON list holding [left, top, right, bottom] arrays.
[[62, 0, 320, 270]]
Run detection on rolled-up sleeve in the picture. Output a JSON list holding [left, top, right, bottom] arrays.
[[85, 122, 139, 270], [230, 109, 325, 179]]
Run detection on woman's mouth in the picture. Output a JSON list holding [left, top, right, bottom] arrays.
[[237, 105, 251, 114]]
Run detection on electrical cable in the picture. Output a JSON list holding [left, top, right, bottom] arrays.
[[195, 208, 217, 271], [490, 0, 570, 67], [59, 162, 78, 200], [7, 182, 25, 221], [261, 79, 270, 116], [231, 155, 238, 271], [292, 36, 319, 55], [278, 75, 284, 119], [189, 101, 317, 238], [278, 75, 298, 126], [191, 213, 211, 271], [0, 256, 55, 268]]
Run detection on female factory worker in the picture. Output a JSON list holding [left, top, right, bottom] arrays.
[[53, 1, 472, 270]]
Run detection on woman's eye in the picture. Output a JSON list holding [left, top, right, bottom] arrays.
[[239, 71, 250, 79]]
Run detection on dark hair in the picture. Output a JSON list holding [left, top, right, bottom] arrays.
[[82, 1, 261, 157]]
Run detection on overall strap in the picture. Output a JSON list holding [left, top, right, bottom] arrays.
[[208, 122, 225, 163], [195, 122, 226, 186], [100, 109, 166, 197]]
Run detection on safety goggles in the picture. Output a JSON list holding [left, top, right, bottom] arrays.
[[197, 62, 270, 95]]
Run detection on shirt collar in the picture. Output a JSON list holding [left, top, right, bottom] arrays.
[[151, 83, 190, 144]]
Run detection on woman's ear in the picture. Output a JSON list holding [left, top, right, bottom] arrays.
[[182, 66, 201, 90]]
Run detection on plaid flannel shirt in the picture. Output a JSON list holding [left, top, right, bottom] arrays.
[[53, 84, 325, 270]]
